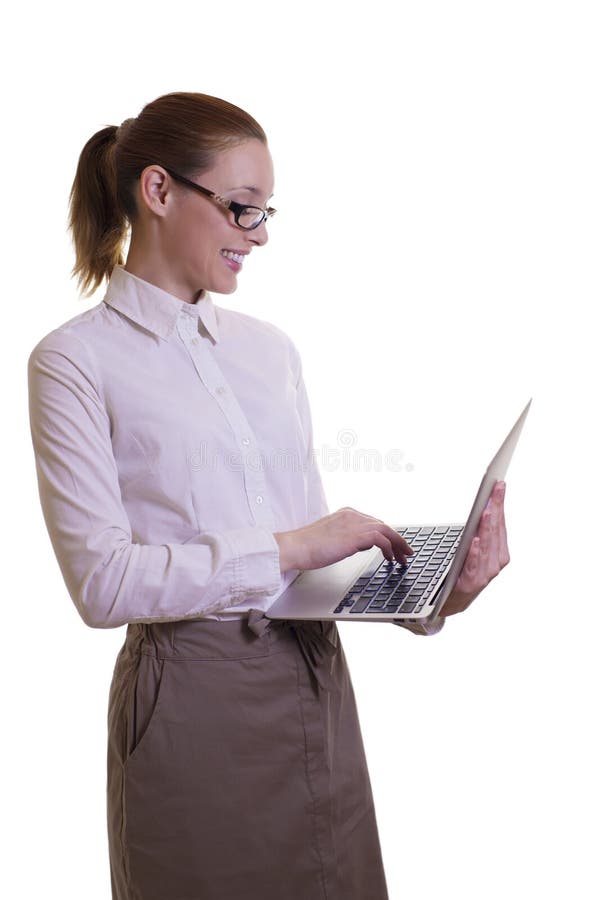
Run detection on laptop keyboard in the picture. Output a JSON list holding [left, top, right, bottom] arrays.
[[333, 525, 464, 616]]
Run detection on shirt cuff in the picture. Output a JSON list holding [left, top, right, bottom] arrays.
[[220, 526, 283, 601]]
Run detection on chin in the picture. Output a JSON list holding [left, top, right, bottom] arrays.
[[211, 279, 239, 296]]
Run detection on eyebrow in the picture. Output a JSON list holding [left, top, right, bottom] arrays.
[[230, 185, 274, 200]]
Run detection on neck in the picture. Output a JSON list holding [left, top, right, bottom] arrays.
[[124, 233, 205, 305]]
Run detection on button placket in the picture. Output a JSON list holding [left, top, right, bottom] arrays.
[[176, 317, 275, 529]]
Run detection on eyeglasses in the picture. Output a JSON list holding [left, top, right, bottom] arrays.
[[162, 166, 277, 231]]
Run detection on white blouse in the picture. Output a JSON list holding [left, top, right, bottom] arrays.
[[28, 264, 441, 635], [27, 264, 328, 628]]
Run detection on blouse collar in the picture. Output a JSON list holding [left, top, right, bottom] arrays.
[[103, 264, 220, 343]]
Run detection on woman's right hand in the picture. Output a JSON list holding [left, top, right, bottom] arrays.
[[273, 507, 414, 573]]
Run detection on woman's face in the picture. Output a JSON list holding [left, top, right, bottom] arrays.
[[141, 139, 275, 302]]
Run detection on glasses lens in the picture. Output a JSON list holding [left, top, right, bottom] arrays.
[[237, 207, 265, 229]]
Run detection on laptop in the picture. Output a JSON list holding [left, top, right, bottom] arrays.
[[266, 399, 531, 626]]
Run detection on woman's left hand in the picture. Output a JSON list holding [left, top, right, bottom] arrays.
[[438, 480, 509, 617]]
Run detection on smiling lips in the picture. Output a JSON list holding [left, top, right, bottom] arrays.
[[220, 249, 248, 265]]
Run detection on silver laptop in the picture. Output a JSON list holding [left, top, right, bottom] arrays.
[[267, 399, 531, 626]]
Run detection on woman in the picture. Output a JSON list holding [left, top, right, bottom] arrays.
[[27, 91, 509, 900]]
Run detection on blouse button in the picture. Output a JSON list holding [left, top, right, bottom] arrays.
[[191, 337, 199, 346], [242, 437, 250, 446], [255, 495, 264, 504], [216, 385, 226, 395]]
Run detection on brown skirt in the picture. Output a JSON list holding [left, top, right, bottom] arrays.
[[106, 612, 389, 900]]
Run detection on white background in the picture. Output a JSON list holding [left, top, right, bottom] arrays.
[[3, 1, 598, 897]]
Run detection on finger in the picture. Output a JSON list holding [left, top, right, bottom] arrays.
[[488, 510, 502, 577], [480, 508, 504, 585], [484, 480, 505, 514], [387, 527, 414, 562], [499, 517, 509, 567], [496, 484, 510, 567], [392, 532, 414, 561], [467, 535, 481, 575], [487, 482, 508, 571], [456, 535, 481, 593], [340, 509, 413, 563], [478, 510, 492, 557], [366, 523, 413, 563], [360, 530, 395, 562]]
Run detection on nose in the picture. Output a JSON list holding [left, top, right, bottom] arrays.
[[248, 218, 269, 247]]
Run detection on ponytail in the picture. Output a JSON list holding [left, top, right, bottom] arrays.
[[68, 124, 128, 298]]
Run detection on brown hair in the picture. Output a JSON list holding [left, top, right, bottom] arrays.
[[68, 92, 267, 297]]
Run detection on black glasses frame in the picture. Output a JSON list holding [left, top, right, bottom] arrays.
[[162, 166, 276, 231]]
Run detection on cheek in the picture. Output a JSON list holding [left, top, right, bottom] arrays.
[[167, 213, 231, 276], [177, 224, 217, 267]]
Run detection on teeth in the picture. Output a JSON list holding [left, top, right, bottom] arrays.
[[221, 250, 244, 264]]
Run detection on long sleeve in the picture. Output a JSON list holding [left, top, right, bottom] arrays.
[[27, 334, 282, 629]]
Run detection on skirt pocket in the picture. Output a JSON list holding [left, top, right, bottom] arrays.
[[125, 653, 168, 769]]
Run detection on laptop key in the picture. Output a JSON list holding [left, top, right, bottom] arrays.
[[398, 601, 417, 613], [349, 595, 372, 614]]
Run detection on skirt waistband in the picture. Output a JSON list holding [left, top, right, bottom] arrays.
[[126, 609, 340, 692]]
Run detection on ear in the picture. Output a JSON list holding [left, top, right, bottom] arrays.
[[137, 165, 173, 218]]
